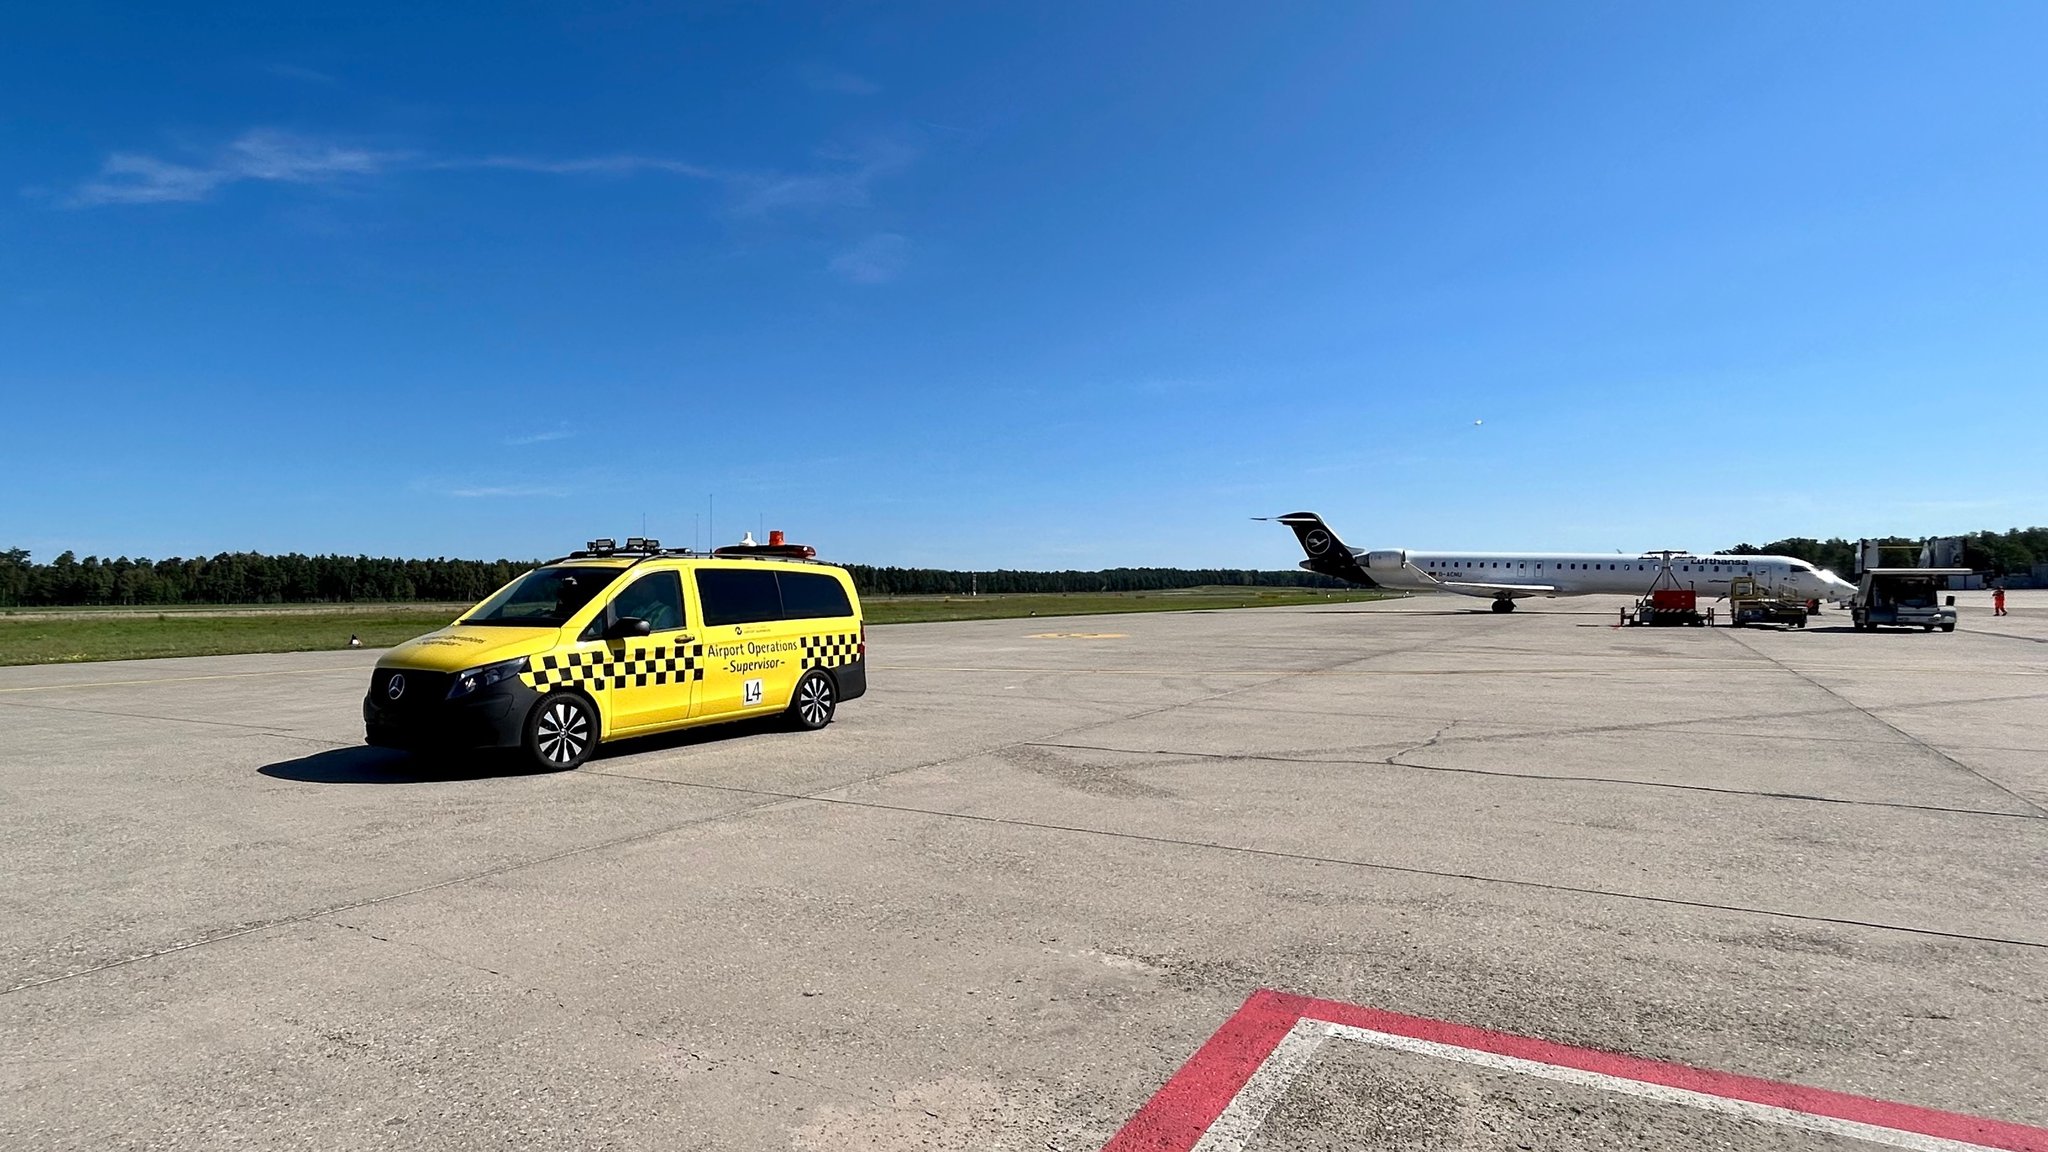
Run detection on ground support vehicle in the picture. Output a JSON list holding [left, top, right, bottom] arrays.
[[1624, 553, 1706, 626], [1728, 575, 1809, 628], [1630, 587, 1705, 626], [1852, 568, 1965, 632], [364, 534, 866, 770]]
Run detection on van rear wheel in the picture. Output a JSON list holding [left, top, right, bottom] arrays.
[[788, 671, 836, 731], [526, 693, 596, 771]]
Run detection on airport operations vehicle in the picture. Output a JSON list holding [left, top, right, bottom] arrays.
[[1852, 568, 1965, 632], [1263, 512, 1858, 613], [364, 534, 866, 770], [1727, 574, 1809, 628]]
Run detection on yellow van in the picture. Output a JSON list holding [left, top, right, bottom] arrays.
[[364, 536, 865, 770]]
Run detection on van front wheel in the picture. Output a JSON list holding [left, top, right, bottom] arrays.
[[788, 671, 836, 731], [526, 693, 597, 771]]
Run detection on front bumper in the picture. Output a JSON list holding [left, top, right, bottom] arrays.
[[363, 675, 539, 751]]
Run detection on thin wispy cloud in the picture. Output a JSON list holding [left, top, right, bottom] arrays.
[[66, 130, 401, 206], [503, 429, 578, 446], [829, 232, 909, 284], [797, 65, 881, 96], [459, 154, 721, 179], [264, 63, 339, 86], [54, 128, 919, 215], [443, 484, 569, 499], [733, 135, 918, 215], [1133, 378, 1223, 397]]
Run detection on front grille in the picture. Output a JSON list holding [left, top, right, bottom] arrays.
[[368, 668, 452, 711]]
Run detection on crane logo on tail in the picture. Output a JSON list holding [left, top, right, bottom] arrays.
[[1303, 529, 1332, 556]]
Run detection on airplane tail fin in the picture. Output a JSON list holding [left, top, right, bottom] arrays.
[[1259, 511, 1378, 587]]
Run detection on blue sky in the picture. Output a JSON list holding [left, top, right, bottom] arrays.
[[5, 3, 2045, 569]]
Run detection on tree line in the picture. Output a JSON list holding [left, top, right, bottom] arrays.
[[0, 547, 1350, 607], [0, 550, 534, 608], [846, 566, 1348, 596], [8, 526, 2042, 607], [1723, 526, 2048, 581]]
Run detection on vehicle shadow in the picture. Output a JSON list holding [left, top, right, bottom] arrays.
[[257, 746, 554, 784], [260, 717, 800, 784]]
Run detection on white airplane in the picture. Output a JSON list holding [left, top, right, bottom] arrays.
[[1262, 512, 1858, 613]]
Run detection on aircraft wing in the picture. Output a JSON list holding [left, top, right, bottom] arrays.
[[1435, 581, 1557, 599]]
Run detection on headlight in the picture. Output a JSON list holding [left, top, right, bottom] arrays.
[[447, 656, 530, 700]]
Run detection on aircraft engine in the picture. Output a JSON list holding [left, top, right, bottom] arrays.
[[1364, 550, 1408, 571]]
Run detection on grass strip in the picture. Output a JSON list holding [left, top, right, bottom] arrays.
[[0, 588, 1393, 666]]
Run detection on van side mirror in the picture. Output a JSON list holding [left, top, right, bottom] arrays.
[[1945, 595, 1955, 606], [605, 616, 652, 640]]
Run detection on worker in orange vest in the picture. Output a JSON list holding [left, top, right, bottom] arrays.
[[1993, 586, 2007, 616]]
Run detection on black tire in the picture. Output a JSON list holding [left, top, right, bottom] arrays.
[[525, 692, 597, 771], [1491, 599, 1515, 614], [1941, 624, 1956, 633], [788, 670, 837, 731]]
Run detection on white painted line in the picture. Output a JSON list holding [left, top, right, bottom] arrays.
[[1191, 1019, 2021, 1152], [1189, 1019, 1330, 1152]]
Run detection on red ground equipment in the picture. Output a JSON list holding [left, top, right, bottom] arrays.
[[1628, 553, 1706, 626]]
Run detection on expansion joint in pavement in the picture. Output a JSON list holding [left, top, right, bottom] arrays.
[[1717, 630, 2048, 818], [1018, 740, 2046, 821], [577, 772, 2048, 952]]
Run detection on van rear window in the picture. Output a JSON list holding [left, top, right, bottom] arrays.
[[778, 572, 852, 620], [695, 569, 782, 626]]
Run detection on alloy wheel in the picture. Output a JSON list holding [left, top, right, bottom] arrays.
[[536, 700, 589, 765], [797, 677, 834, 727]]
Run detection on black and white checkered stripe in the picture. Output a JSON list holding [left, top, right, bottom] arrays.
[[800, 632, 860, 670], [526, 643, 705, 692]]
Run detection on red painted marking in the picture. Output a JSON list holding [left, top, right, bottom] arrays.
[[1099, 989, 1300, 1152], [1101, 988, 2048, 1152]]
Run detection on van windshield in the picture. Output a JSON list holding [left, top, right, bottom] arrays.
[[463, 566, 619, 626]]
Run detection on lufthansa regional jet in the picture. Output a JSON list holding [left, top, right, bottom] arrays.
[[1263, 512, 1857, 613]]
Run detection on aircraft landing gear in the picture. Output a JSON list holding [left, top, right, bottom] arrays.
[[1491, 598, 1516, 614]]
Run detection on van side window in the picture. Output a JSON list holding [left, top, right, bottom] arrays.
[[696, 568, 782, 626], [611, 570, 685, 632], [778, 572, 852, 620]]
